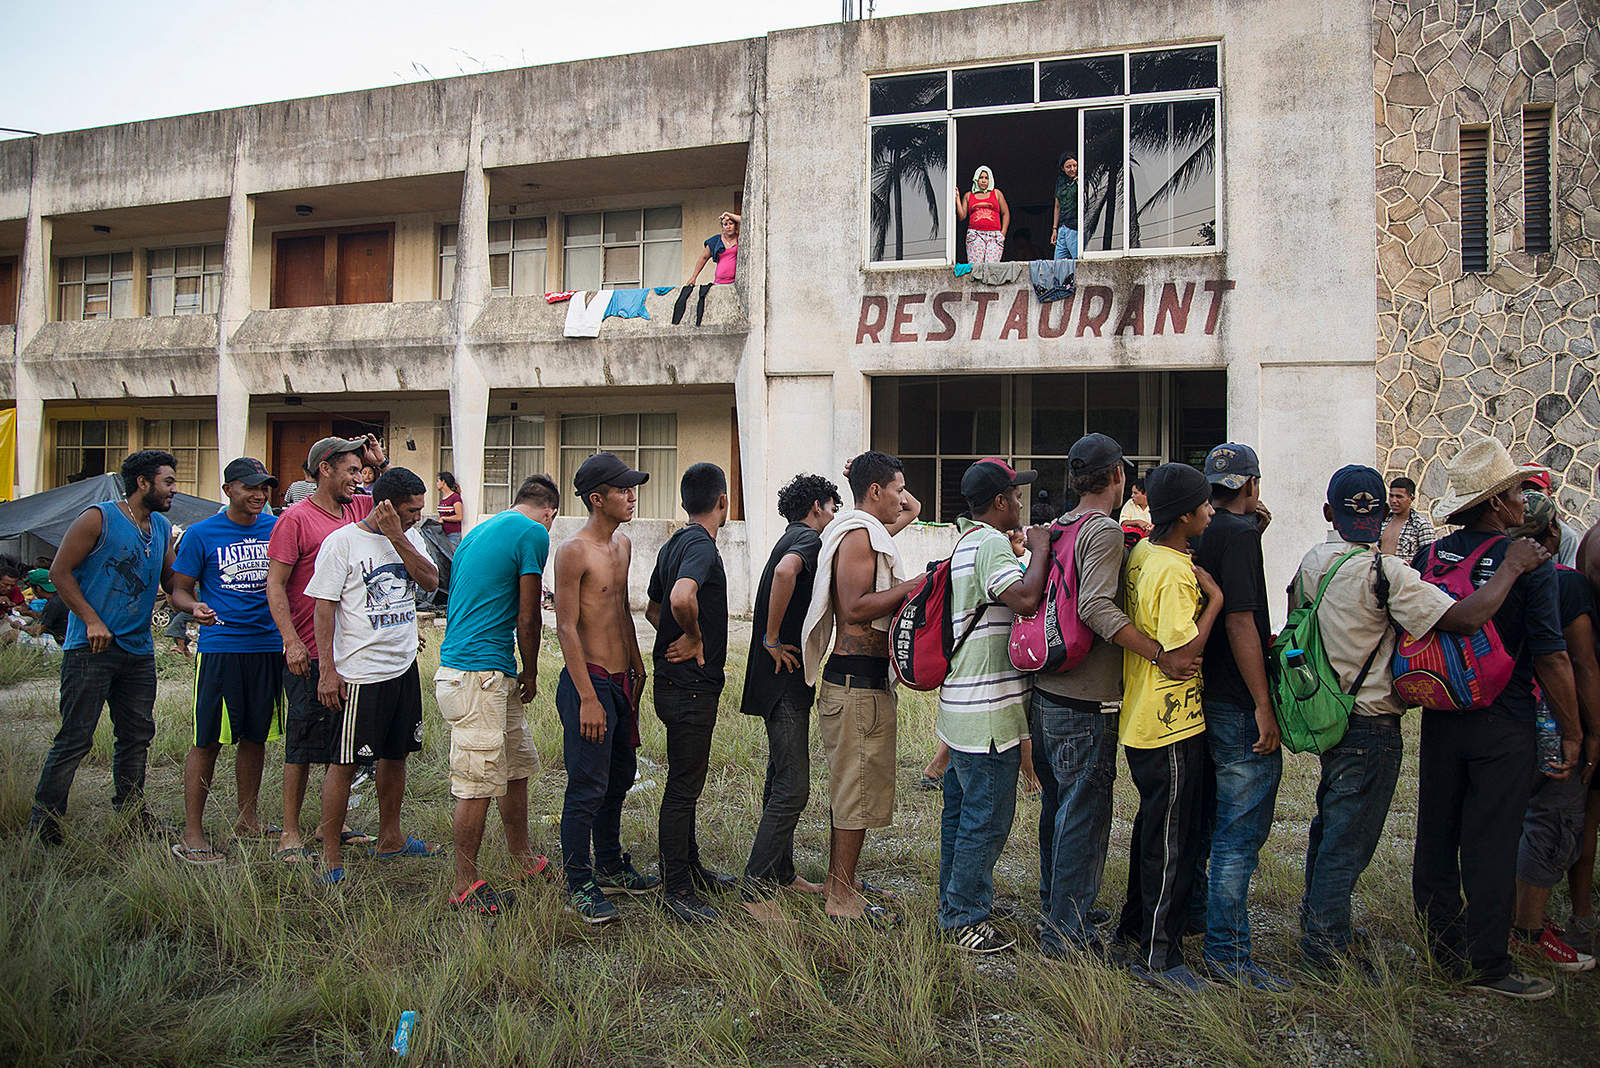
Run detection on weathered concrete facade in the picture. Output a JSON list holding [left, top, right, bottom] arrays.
[[5, 0, 1575, 608], [1374, 0, 1600, 518]]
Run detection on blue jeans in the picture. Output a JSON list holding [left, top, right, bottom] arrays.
[[32, 645, 159, 830], [1191, 700, 1283, 969], [1032, 691, 1119, 953], [939, 744, 1021, 930], [1054, 226, 1079, 261], [1300, 714, 1402, 964]]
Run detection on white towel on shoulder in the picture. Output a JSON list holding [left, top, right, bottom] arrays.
[[799, 509, 908, 686]]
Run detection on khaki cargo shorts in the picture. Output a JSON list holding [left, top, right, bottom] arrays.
[[816, 678, 898, 830], [435, 666, 540, 799]]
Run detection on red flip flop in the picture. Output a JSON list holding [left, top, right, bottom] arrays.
[[451, 880, 514, 916], [520, 855, 556, 883]]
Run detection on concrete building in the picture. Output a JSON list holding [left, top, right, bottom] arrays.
[[3, 0, 1595, 610]]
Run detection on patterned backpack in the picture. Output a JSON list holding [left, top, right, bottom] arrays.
[[1390, 536, 1517, 711]]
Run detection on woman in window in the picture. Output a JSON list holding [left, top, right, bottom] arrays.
[[958, 166, 1009, 264], [437, 472, 463, 545], [687, 212, 741, 284]]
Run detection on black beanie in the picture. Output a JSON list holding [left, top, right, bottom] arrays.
[[1146, 463, 1211, 525]]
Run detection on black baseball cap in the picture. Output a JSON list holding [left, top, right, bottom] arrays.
[[960, 457, 1038, 507], [1326, 465, 1387, 543], [1068, 433, 1124, 474], [223, 457, 278, 488], [1203, 443, 1261, 490], [573, 451, 650, 500]]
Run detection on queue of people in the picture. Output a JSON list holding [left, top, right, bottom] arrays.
[[21, 430, 1600, 1005]]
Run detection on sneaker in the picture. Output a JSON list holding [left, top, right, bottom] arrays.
[[28, 813, 63, 847], [122, 808, 170, 837], [690, 866, 739, 895], [1304, 952, 1381, 986], [1513, 925, 1596, 973], [1205, 958, 1294, 992], [565, 880, 621, 925], [1087, 907, 1113, 927], [1466, 970, 1557, 1000], [593, 853, 662, 896], [1564, 914, 1600, 955], [661, 890, 720, 924], [988, 900, 1016, 922], [1130, 961, 1208, 993], [946, 921, 1016, 954]]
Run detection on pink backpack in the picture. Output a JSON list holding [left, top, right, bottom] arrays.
[[1390, 536, 1517, 711], [1008, 513, 1097, 674]]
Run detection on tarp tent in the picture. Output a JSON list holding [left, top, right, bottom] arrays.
[[0, 474, 225, 565]]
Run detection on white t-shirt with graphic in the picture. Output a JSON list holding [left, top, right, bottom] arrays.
[[304, 523, 428, 684]]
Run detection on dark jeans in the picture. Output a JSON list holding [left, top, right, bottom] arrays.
[[744, 690, 812, 887], [32, 646, 158, 828], [1032, 691, 1118, 953], [655, 676, 721, 894], [1413, 709, 1535, 980], [1300, 714, 1403, 964], [1190, 700, 1283, 969], [556, 668, 637, 891], [1117, 735, 1205, 971], [938, 743, 1021, 929]]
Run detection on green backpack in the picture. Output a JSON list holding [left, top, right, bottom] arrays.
[[1270, 547, 1389, 755]]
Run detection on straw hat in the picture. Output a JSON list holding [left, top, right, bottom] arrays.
[[1431, 436, 1547, 522]]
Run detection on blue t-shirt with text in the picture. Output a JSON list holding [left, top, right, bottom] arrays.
[[439, 510, 550, 676], [172, 510, 281, 654]]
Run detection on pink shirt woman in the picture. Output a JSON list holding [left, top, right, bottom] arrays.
[[688, 212, 741, 284]]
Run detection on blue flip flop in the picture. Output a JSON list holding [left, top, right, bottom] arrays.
[[375, 836, 444, 860], [321, 866, 345, 887]]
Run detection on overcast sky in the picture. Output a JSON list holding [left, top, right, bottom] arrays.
[[3, 0, 1013, 136]]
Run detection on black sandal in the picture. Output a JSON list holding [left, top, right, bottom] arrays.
[[450, 880, 515, 916]]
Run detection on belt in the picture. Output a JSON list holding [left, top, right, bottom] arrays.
[[822, 668, 890, 691]]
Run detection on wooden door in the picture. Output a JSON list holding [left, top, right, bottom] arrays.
[[336, 231, 391, 305], [270, 418, 329, 506], [0, 260, 15, 325], [273, 235, 327, 309]]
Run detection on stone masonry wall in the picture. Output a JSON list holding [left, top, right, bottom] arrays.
[[1375, 0, 1600, 522]]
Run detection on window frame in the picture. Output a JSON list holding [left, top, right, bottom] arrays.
[[865, 42, 1223, 268], [560, 207, 683, 291], [139, 417, 218, 495], [51, 418, 131, 487], [481, 414, 547, 514], [557, 411, 679, 519], [438, 216, 551, 299], [55, 252, 136, 321], [145, 243, 224, 318]]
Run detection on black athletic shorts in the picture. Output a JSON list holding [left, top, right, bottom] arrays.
[[284, 658, 332, 765], [332, 660, 424, 765], [192, 650, 285, 747]]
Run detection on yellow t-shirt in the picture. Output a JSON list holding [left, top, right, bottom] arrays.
[[1120, 539, 1206, 748]]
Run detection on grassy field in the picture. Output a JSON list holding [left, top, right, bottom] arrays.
[[1, 633, 1596, 1067]]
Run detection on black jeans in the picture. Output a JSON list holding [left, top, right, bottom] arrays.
[[744, 690, 812, 887], [1116, 735, 1206, 971], [32, 646, 158, 827], [655, 676, 721, 894], [1413, 709, 1535, 980], [556, 668, 637, 891]]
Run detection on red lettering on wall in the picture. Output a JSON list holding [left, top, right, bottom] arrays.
[[1155, 282, 1195, 334], [970, 292, 999, 340], [1038, 293, 1075, 338], [1203, 280, 1236, 335], [999, 291, 1030, 340], [890, 294, 925, 342], [1076, 286, 1113, 336], [928, 292, 961, 342], [856, 296, 888, 343], [1113, 284, 1146, 336]]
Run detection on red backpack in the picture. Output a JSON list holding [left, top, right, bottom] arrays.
[[890, 527, 990, 691], [1390, 536, 1517, 711], [1009, 513, 1097, 674]]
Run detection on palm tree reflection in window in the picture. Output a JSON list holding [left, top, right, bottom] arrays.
[[871, 76, 948, 263]]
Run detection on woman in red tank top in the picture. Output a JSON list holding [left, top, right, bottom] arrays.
[[958, 165, 1010, 264]]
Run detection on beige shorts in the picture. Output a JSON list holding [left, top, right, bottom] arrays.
[[816, 678, 898, 830], [435, 666, 540, 799]]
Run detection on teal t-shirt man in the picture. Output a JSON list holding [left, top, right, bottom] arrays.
[[439, 510, 550, 676]]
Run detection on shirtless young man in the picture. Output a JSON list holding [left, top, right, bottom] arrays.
[[552, 452, 656, 924], [803, 450, 922, 924]]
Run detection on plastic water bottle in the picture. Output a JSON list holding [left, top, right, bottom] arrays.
[[391, 1010, 416, 1055], [1284, 648, 1317, 700], [1536, 707, 1563, 774]]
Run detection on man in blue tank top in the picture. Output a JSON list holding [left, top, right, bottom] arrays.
[[30, 450, 179, 845]]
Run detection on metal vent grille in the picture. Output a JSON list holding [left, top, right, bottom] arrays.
[[1523, 107, 1553, 255], [1460, 126, 1490, 273]]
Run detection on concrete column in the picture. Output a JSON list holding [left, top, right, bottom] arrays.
[[216, 126, 254, 468], [14, 148, 50, 495], [448, 97, 491, 529], [733, 42, 772, 586]]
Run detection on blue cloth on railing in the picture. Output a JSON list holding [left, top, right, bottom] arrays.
[[652, 286, 676, 295], [1028, 258, 1076, 303], [604, 288, 651, 320], [953, 263, 974, 277]]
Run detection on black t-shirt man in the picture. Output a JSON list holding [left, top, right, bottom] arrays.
[[1414, 531, 1565, 720], [1556, 566, 1594, 630], [1192, 508, 1271, 708], [648, 523, 728, 689], [740, 522, 823, 717]]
